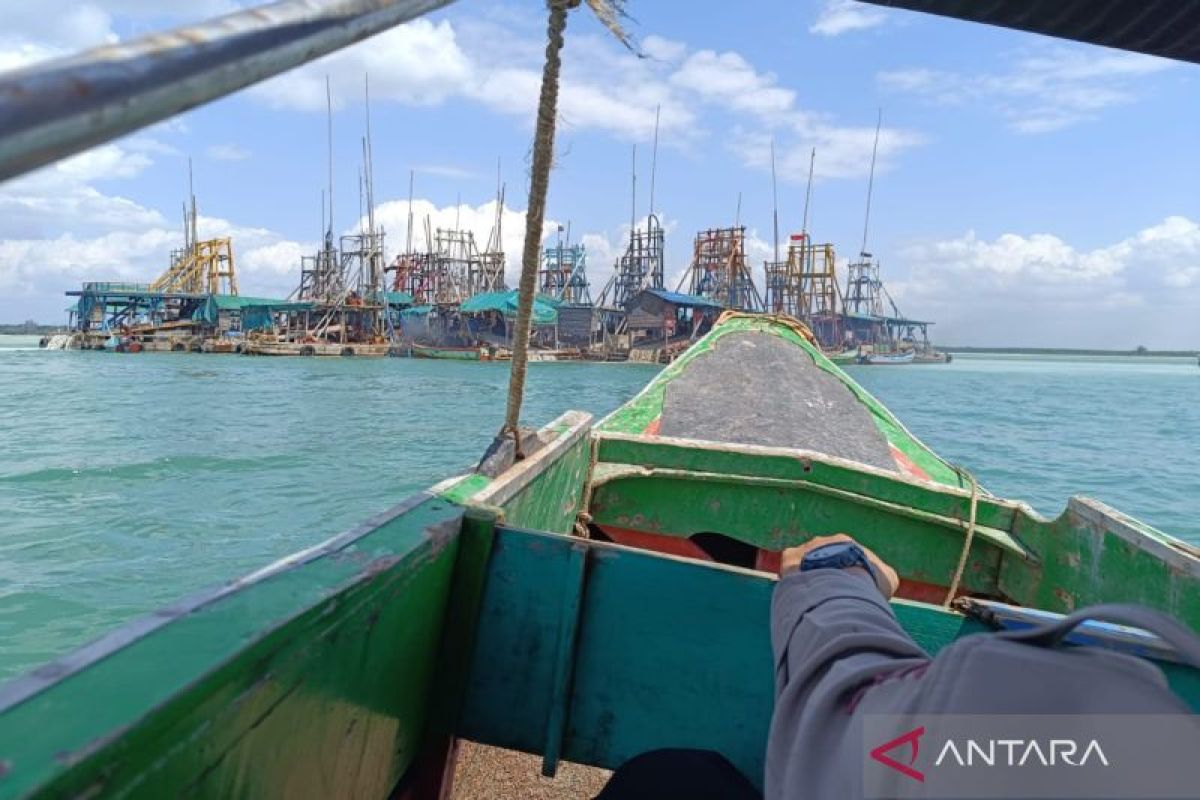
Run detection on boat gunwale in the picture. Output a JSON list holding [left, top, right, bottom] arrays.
[[0, 489, 447, 715], [463, 409, 592, 511]]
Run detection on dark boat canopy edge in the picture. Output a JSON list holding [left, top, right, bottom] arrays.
[[857, 0, 1200, 65]]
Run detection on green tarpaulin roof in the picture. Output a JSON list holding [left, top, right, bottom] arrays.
[[400, 305, 434, 317], [379, 291, 414, 306], [207, 294, 289, 310], [459, 290, 558, 325]]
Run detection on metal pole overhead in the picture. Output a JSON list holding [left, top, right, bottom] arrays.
[[0, 0, 456, 183]]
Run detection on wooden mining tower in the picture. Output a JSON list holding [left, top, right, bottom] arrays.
[[152, 182, 238, 296], [597, 214, 665, 309], [388, 186, 506, 305], [539, 239, 591, 305], [677, 226, 763, 311], [764, 233, 841, 347]]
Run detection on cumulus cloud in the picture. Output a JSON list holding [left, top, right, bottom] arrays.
[[879, 46, 1175, 133], [888, 216, 1200, 347], [810, 0, 890, 36], [241, 12, 914, 179]]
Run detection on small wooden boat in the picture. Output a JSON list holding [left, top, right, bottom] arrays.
[[244, 339, 391, 357], [3, 313, 1198, 798], [859, 349, 915, 365], [409, 343, 492, 361]]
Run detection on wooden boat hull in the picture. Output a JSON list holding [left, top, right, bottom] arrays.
[[3, 314, 1199, 799], [245, 341, 390, 357], [860, 351, 915, 364], [408, 343, 489, 361]]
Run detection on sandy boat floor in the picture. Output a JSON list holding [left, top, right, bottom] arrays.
[[451, 741, 611, 799]]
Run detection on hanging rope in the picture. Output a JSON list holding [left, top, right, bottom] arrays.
[[502, 0, 579, 457], [944, 466, 980, 607]]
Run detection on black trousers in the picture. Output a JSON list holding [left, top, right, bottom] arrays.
[[595, 749, 761, 800]]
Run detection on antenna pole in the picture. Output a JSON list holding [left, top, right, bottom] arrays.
[[801, 147, 815, 237], [326, 75, 334, 238], [629, 144, 637, 242], [364, 74, 375, 232], [648, 104, 660, 224], [735, 191, 742, 228], [861, 108, 882, 257], [187, 156, 197, 249], [405, 169, 414, 253], [770, 138, 779, 266]]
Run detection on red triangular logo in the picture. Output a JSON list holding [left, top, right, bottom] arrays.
[[869, 725, 926, 782]]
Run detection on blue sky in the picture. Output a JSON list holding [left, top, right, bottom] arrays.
[[1, 0, 1198, 347]]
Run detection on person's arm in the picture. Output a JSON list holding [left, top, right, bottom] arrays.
[[765, 535, 928, 799]]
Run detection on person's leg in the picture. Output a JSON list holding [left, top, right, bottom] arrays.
[[594, 749, 760, 800]]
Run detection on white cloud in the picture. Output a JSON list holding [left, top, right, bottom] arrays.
[[205, 144, 250, 162], [889, 216, 1200, 347], [880, 47, 1175, 133], [414, 164, 481, 179], [641, 34, 687, 64], [670, 50, 795, 116], [241, 12, 903, 176], [810, 0, 889, 36], [250, 19, 474, 111]]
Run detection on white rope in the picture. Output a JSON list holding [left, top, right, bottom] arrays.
[[944, 467, 979, 607]]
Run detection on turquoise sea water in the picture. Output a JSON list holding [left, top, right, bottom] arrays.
[[0, 335, 1197, 680]]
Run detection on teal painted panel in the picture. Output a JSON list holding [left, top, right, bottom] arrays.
[[562, 544, 775, 781], [457, 528, 1200, 791]]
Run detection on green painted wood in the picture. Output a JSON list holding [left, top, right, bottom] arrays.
[[410, 344, 483, 361], [496, 435, 590, 534], [589, 471, 1006, 596], [595, 434, 1010, 531], [999, 500, 1200, 620], [0, 494, 464, 799], [457, 528, 1200, 792], [467, 416, 593, 535]]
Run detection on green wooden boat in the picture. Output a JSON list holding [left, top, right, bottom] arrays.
[[4, 1, 1199, 797], [409, 343, 491, 361], [2, 312, 1198, 798]]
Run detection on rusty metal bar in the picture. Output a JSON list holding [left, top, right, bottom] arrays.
[[0, 0, 456, 183]]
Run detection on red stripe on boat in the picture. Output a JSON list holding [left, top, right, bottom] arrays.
[[643, 417, 662, 436], [889, 444, 931, 481], [598, 526, 713, 561]]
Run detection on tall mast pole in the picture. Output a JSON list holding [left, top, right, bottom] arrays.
[[801, 147, 815, 237], [325, 75, 334, 240], [770, 138, 779, 266], [405, 169, 414, 253], [629, 143, 637, 243], [860, 108, 882, 257], [648, 104, 660, 230]]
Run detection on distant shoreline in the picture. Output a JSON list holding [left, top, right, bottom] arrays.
[[944, 346, 1198, 357], [0, 330, 1195, 358], [0, 325, 62, 335]]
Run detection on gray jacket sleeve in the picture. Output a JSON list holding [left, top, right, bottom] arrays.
[[765, 569, 928, 800]]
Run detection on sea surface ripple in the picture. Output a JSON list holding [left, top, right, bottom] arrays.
[[0, 337, 1196, 679]]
